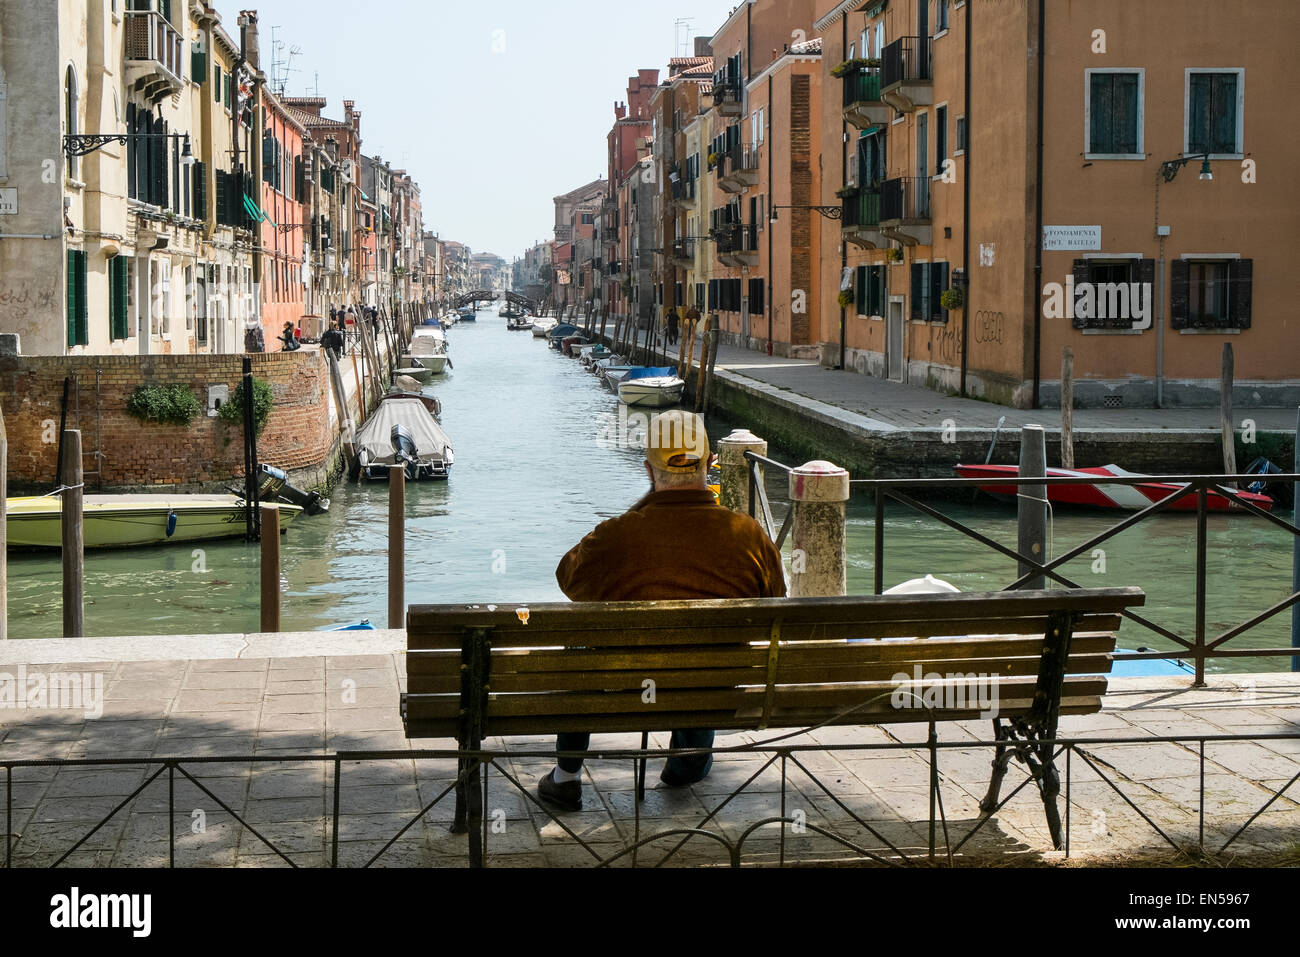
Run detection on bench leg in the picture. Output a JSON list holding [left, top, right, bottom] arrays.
[[1036, 742, 1065, 851], [465, 751, 484, 868], [451, 756, 469, 835], [979, 720, 1013, 814], [636, 731, 649, 803]]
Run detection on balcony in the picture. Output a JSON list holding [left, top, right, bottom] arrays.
[[669, 170, 697, 209], [717, 144, 759, 193], [124, 10, 185, 104], [879, 176, 932, 246], [714, 223, 758, 267], [670, 238, 695, 268], [841, 188, 887, 249], [880, 37, 933, 112], [842, 66, 892, 131], [711, 83, 743, 117]]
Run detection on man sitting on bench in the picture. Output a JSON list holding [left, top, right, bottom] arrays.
[[538, 411, 787, 811]]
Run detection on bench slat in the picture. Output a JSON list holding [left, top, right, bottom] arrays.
[[405, 633, 1118, 677], [406, 588, 1144, 638], [405, 653, 1115, 696]]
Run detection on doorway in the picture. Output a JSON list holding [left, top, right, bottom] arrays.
[[887, 298, 905, 382]]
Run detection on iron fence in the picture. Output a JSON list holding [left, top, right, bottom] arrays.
[[4, 731, 1295, 868], [745, 451, 1300, 681]]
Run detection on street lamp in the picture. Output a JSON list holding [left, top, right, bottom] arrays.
[[64, 131, 197, 166], [1159, 153, 1213, 183], [770, 205, 844, 222]]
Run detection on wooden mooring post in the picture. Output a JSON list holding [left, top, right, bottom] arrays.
[[389, 464, 406, 630], [260, 505, 281, 633], [61, 430, 85, 638], [1221, 343, 1237, 485], [1061, 347, 1075, 469], [1018, 425, 1047, 590]]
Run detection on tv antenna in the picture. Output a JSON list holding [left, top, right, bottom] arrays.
[[674, 18, 694, 57]]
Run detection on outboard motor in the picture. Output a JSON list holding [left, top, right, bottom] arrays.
[[1245, 456, 1293, 508], [257, 463, 331, 516], [391, 424, 421, 481]]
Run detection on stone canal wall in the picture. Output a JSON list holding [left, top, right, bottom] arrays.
[[0, 350, 339, 493]]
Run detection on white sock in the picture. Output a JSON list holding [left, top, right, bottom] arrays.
[[552, 767, 582, 784]]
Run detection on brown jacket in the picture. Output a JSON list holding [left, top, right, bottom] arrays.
[[556, 489, 787, 602]]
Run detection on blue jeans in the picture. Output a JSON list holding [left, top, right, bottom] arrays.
[[556, 729, 715, 781]]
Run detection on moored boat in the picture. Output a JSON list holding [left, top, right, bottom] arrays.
[[953, 463, 1274, 512], [6, 494, 302, 549], [354, 395, 454, 481], [616, 367, 686, 408]]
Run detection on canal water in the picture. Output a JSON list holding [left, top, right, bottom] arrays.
[[7, 306, 1295, 673]]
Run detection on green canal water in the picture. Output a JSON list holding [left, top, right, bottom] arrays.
[[6, 307, 1296, 673]]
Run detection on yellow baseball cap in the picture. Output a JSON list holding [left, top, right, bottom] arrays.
[[644, 411, 710, 473]]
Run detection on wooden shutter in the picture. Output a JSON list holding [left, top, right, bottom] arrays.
[[152, 117, 168, 207], [1115, 73, 1138, 153], [1228, 259, 1252, 329], [932, 262, 949, 322], [910, 263, 924, 321], [110, 256, 129, 341], [214, 64, 221, 100], [855, 265, 867, 315], [66, 250, 79, 348], [1211, 73, 1237, 154], [1188, 74, 1210, 154], [193, 161, 207, 220], [1169, 259, 1190, 330], [192, 48, 206, 84], [1071, 258, 1092, 330]]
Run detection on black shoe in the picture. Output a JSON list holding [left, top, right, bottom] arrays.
[[537, 770, 582, 812], [658, 755, 714, 788]]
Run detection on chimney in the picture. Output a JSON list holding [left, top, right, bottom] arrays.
[[694, 36, 712, 58], [238, 10, 260, 70], [614, 102, 627, 120]]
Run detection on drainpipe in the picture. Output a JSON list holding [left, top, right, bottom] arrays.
[[959, 0, 972, 396], [1030, 0, 1046, 409], [0, 234, 60, 240], [767, 73, 774, 356], [838, 15, 848, 370]]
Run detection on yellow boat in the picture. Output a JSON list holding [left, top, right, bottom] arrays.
[[5, 495, 302, 549]]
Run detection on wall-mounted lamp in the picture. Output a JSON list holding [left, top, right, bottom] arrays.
[[1159, 152, 1213, 184]]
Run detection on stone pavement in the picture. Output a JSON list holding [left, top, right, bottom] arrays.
[[1, 633, 1297, 868], [694, 341, 1297, 435]]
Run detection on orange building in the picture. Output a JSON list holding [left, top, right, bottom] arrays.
[[259, 89, 308, 348]]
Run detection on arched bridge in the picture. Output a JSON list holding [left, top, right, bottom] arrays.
[[454, 290, 500, 308], [503, 291, 538, 312]]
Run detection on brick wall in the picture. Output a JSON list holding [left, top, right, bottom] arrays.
[[0, 350, 334, 493]]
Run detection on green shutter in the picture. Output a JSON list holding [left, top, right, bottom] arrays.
[[110, 256, 129, 341], [192, 48, 206, 83], [66, 250, 88, 348], [66, 250, 78, 348], [214, 64, 221, 100]]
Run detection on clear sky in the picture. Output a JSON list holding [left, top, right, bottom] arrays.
[[216, 0, 744, 261]]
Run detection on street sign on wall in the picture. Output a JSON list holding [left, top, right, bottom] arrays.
[[1042, 225, 1101, 251], [0, 188, 17, 215]]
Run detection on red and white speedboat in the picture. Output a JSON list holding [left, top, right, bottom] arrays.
[[953, 464, 1274, 513]]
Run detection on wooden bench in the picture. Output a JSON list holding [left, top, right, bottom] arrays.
[[402, 587, 1145, 864]]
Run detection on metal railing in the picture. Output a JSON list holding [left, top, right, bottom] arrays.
[[744, 450, 1300, 682], [842, 66, 884, 107], [718, 144, 759, 180], [712, 83, 742, 110], [714, 222, 758, 255], [882, 176, 931, 222], [882, 36, 932, 89], [124, 9, 185, 84], [671, 238, 695, 261], [5, 732, 1296, 868]]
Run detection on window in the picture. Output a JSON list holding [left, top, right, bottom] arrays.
[[581, 213, 594, 225], [1187, 70, 1242, 156], [184, 265, 194, 330], [1171, 258, 1251, 330], [1087, 70, 1142, 156], [214, 64, 221, 101], [861, 30, 870, 58], [910, 261, 948, 323], [66, 250, 88, 348], [748, 278, 765, 315], [1071, 258, 1155, 330], [875, 23, 885, 60], [956, 115, 967, 153], [856, 265, 887, 317], [937, 0, 950, 32], [65, 66, 79, 180], [935, 105, 947, 174]]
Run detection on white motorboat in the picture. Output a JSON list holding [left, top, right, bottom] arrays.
[[354, 395, 454, 481], [617, 367, 686, 408], [532, 321, 557, 338], [408, 326, 451, 374]]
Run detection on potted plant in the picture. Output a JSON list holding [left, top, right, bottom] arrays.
[[831, 57, 881, 78], [837, 289, 855, 310], [835, 184, 860, 199], [886, 246, 903, 263], [940, 287, 966, 311], [707, 152, 721, 168]]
